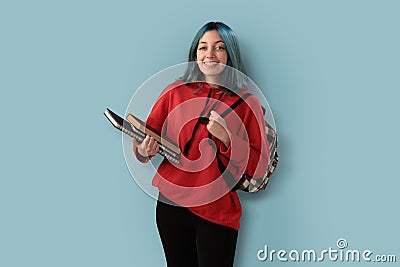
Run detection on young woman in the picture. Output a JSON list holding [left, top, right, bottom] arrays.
[[133, 21, 269, 267]]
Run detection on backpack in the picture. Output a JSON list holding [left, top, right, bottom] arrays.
[[214, 92, 279, 193]]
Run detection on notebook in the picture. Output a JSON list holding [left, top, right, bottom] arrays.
[[104, 108, 181, 163]]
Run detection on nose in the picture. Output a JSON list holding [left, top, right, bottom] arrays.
[[206, 48, 216, 58]]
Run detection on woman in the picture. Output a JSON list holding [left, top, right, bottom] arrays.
[[133, 21, 269, 267]]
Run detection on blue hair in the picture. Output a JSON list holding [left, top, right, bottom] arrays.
[[182, 22, 248, 94]]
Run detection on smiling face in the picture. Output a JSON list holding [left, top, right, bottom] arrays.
[[196, 30, 228, 85]]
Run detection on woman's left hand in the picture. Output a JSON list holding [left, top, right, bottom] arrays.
[[207, 110, 231, 148]]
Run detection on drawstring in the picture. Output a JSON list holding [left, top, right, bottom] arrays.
[[183, 88, 224, 156]]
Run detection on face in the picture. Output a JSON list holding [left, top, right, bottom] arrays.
[[196, 30, 228, 84]]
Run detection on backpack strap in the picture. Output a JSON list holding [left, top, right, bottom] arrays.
[[220, 92, 252, 118], [209, 92, 252, 190]]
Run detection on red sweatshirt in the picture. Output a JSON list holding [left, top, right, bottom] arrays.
[[135, 81, 269, 230]]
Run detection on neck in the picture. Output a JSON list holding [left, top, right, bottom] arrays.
[[205, 77, 221, 88]]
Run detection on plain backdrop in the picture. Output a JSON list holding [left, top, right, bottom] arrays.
[[1, 0, 399, 266]]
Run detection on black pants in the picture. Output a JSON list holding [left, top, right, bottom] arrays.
[[156, 197, 238, 267]]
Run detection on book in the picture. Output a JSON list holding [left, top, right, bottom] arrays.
[[104, 108, 181, 164], [125, 114, 181, 155]]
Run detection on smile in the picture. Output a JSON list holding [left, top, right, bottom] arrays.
[[203, 62, 219, 66]]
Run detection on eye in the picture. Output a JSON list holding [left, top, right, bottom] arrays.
[[216, 45, 226, 50], [198, 46, 207, 51]]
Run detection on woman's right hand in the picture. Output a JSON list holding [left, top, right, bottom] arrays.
[[134, 135, 160, 158]]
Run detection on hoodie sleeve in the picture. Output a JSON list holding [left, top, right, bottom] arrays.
[[133, 83, 176, 162]]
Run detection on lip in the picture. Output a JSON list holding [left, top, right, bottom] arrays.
[[203, 61, 219, 66]]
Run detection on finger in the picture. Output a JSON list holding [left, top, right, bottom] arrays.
[[146, 137, 154, 150], [137, 136, 150, 156], [209, 111, 215, 121], [146, 137, 159, 154], [149, 136, 158, 147], [143, 135, 151, 146], [209, 117, 223, 131], [211, 110, 222, 121], [138, 136, 152, 155], [210, 110, 222, 120], [152, 141, 160, 153], [210, 110, 218, 117], [209, 117, 219, 126], [207, 120, 218, 134]]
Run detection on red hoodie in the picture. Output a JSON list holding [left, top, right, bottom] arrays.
[[135, 81, 269, 230]]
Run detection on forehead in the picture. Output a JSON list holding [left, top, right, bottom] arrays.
[[199, 30, 224, 43]]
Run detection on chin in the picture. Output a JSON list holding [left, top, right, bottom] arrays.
[[198, 63, 226, 78]]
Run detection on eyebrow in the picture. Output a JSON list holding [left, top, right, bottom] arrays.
[[199, 40, 225, 44]]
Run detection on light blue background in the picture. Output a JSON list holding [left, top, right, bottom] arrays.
[[1, 0, 399, 266]]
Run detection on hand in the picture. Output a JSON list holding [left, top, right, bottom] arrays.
[[207, 110, 231, 147], [134, 135, 160, 157]]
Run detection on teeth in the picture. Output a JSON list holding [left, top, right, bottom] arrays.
[[204, 62, 218, 66]]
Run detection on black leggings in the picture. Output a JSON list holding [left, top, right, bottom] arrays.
[[156, 197, 238, 267]]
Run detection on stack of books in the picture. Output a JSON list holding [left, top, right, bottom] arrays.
[[104, 108, 181, 164]]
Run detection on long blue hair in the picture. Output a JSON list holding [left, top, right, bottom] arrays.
[[182, 22, 248, 94]]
